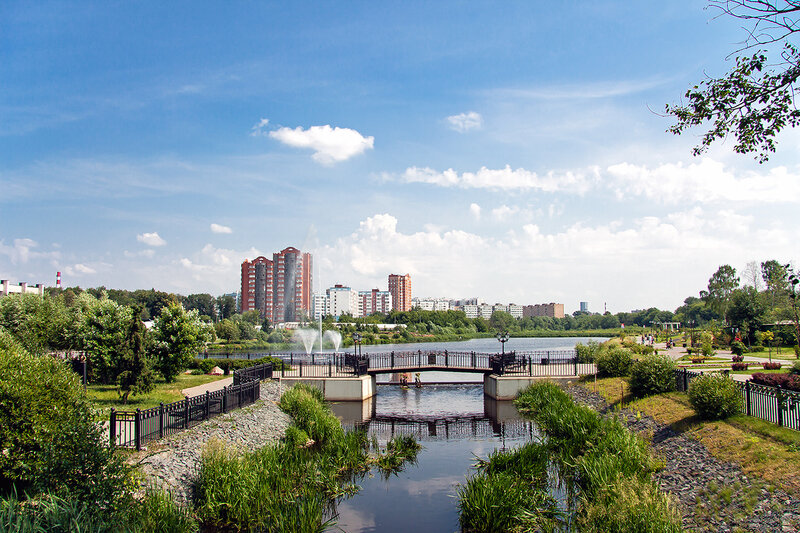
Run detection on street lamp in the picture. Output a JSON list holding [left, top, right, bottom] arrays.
[[496, 331, 510, 356], [352, 332, 362, 358]]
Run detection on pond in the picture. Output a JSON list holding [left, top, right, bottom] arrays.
[[329, 384, 552, 532]]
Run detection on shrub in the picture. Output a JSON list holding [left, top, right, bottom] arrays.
[[596, 347, 634, 377], [629, 354, 677, 397], [691, 357, 706, 364], [730, 341, 746, 356], [731, 355, 744, 362], [750, 372, 800, 392], [731, 363, 749, 371], [791, 361, 800, 375], [576, 340, 601, 363], [197, 359, 216, 374], [0, 329, 134, 512], [761, 362, 782, 370], [688, 374, 742, 420]]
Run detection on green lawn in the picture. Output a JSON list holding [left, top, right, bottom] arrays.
[[86, 373, 228, 417], [730, 367, 791, 376], [742, 347, 799, 361]]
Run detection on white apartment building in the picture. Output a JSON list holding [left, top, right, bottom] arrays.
[[1, 280, 44, 297], [478, 304, 494, 319], [326, 284, 358, 318], [507, 303, 524, 319], [312, 293, 327, 321], [463, 304, 479, 319], [358, 289, 392, 316], [412, 297, 451, 312]]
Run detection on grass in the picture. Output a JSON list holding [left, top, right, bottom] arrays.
[[730, 367, 790, 375], [86, 373, 227, 417], [580, 376, 800, 496]]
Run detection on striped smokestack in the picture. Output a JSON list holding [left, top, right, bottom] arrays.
[[56, 271, 61, 289]]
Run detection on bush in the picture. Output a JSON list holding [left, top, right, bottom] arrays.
[[576, 340, 601, 363], [688, 374, 742, 420], [0, 329, 133, 512], [629, 354, 677, 397], [730, 341, 746, 356], [731, 363, 749, 371], [791, 361, 800, 375], [762, 362, 782, 370], [750, 372, 800, 392], [596, 347, 634, 377], [731, 355, 744, 362]]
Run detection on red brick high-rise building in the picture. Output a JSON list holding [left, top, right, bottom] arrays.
[[388, 273, 411, 312], [240, 247, 313, 323]]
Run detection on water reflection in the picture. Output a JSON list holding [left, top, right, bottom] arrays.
[[328, 384, 540, 533]]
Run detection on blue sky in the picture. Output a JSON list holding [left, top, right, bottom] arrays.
[[2, 1, 799, 313]]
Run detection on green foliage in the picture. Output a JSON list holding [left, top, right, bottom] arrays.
[[0, 294, 81, 356], [730, 340, 746, 356], [689, 374, 743, 420], [629, 354, 677, 397], [791, 360, 800, 375], [595, 346, 634, 377], [81, 298, 134, 384], [575, 340, 602, 363], [0, 330, 134, 513], [151, 303, 213, 382]]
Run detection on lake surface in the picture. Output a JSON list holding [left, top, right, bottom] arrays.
[[330, 384, 537, 533]]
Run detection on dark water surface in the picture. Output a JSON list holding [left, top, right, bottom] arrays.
[[329, 385, 539, 533]]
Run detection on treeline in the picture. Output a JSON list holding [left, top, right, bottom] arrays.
[[0, 291, 213, 403]]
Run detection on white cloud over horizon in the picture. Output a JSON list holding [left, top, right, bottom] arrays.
[[447, 111, 482, 132], [137, 232, 166, 246], [210, 223, 233, 234], [398, 165, 597, 193], [269, 124, 374, 165]]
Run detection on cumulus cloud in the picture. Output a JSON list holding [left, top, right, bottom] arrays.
[[0, 238, 60, 265], [210, 223, 232, 234], [399, 165, 596, 193], [124, 249, 155, 259], [447, 111, 482, 132], [606, 158, 800, 204], [269, 124, 374, 165], [137, 232, 166, 247], [250, 118, 270, 136], [469, 203, 481, 220], [491, 205, 520, 221]]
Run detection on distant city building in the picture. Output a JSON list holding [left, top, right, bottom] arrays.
[[412, 297, 450, 312], [451, 297, 481, 308], [478, 303, 493, 319], [492, 303, 508, 314], [579, 301, 589, 313], [358, 289, 393, 316], [240, 247, 313, 324], [463, 304, 478, 319], [523, 303, 565, 318], [312, 293, 327, 321], [1, 280, 44, 297], [507, 303, 524, 319], [388, 273, 412, 312], [326, 284, 357, 318]]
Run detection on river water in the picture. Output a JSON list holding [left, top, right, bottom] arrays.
[[321, 337, 597, 532]]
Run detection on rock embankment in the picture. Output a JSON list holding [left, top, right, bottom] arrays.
[[566, 385, 800, 533], [134, 380, 291, 503]]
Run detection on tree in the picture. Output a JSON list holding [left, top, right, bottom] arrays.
[[787, 264, 800, 351], [667, 1, 800, 162], [216, 294, 236, 320], [762, 259, 789, 313], [186, 293, 217, 321], [706, 265, 740, 323], [489, 310, 516, 332], [150, 303, 214, 382], [115, 306, 155, 404], [81, 298, 134, 384], [728, 286, 767, 343]]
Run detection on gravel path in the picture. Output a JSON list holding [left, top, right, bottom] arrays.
[[566, 385, 800, 532], [133, 380, 291, 503]]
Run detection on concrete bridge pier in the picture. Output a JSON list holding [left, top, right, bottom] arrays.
[[483, 374, 577, 400], [278, 374, 377, 401]]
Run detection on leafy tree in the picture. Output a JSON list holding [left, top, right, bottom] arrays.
[[215, 318, 240, 341], [706, 265, 740, 323], [186, 293, 217, 321], [728, 286, 767, 343], [81, 298, 133, 384], [216, 294, 236, 320], [762, 259, 789, 313], [787, 265, 800, 350], [115, 306, 155, 404], [667, 1, 800, 162], [489, 310, 516, 332], [150, 303, 214, 382], [0, 293, 81, 355]]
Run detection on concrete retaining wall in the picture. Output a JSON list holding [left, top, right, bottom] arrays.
[[279, 374, 377, 401], [484, 374, 576, 400]]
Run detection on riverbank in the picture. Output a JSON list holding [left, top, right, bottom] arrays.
[[565, 384, 800, 532], [130, 380, 291, 503]]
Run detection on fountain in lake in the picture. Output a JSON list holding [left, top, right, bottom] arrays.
[[323, 330, 342, 353], [294, 329, 319, 355]]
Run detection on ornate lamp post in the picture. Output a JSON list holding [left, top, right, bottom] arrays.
[[352, 332, 362, 358], [496, 331, 510, 356]]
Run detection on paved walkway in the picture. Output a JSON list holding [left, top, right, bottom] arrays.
[[181, 376, 233, 397]]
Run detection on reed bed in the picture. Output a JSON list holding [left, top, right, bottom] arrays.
[[196, 383, 420, 532], [458, 382, 682, 532]]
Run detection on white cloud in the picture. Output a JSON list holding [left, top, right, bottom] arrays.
[[606, 158, 800, 204], [469, 203, 481, 220], [210, 223, 233, 234], [399, 165, 596, 193], [447, 111, 482, 133], [124, 249, 155, 259], [137, 232, 166, 246], [73, 263, 96, 274], [0, 238, 60, 265], [250, 118, 270, 136], [269, 124, 374, 165], [491, 205, 519, 221]]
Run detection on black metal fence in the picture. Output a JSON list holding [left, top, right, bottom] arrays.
[[110, 362, 272, 450], [674, 368, 800, 430]]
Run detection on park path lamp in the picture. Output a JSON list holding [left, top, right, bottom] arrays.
[[496, 331, 510, 355], [352, 332, 362, 358]]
